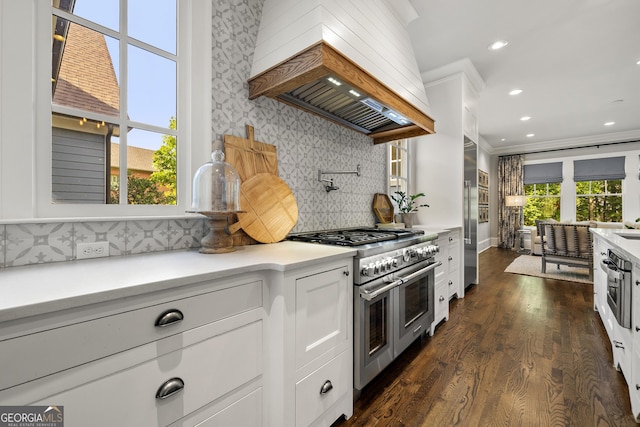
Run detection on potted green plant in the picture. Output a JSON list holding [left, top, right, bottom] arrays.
[[390, 191, 429, 227]]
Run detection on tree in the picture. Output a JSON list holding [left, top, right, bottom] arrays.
[[110, 173, 167, 205], [149, 116, 177, 204]]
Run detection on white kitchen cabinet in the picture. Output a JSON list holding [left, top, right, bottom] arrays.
[[0, 275, 266, 427], [593, 235, 608, 315], [431, 232, 450, 335], [429, 229, 463, 336], [630, 261, 640, 421], [269, 259, 353, 427], [447, 231, 462, 299]]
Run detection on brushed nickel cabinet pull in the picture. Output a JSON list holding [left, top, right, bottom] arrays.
[[320, 380, 333, 395], [155, 377, 184, 399], [155, 309, 184, 327]]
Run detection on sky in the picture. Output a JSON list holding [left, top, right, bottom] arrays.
[[71, 0, 177, 151]]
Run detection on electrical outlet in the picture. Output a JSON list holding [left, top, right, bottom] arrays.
[[77, 241, 110, 260]]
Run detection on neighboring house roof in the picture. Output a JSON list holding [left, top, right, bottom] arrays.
[[110, 143, 155, 173], [52, 22, 120, 117]]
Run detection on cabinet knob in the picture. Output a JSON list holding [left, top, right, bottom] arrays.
[[448, 256, 453, 261], [636, 326, 640, 332], [155, 377, 185, 399], [449, 236, 453, 242], [439, 296, 445, 302], [448, 280, 453, 286], [343, 270, 350, 277], [319, 380, 333, 395], [636, 280, 640, 286], [155, 309, 184, 327], [637, 385, 640, 391]]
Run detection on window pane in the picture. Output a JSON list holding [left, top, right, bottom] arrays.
[[548, 183, 561, 195], [52, 21, 120, 118], [129, 0, 177, 54], [125, 128, 176, 205], [576, 181, 590, 195], [52, 120, 119, 204], [128, 45, 176, 127], [607, 180, 622, 194], [54, 0, 119, 32]]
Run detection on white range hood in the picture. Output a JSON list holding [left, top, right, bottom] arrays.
[[249, 0, 435, 144]]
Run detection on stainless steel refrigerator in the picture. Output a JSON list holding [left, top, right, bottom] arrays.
[[463, 138, 478, 288]]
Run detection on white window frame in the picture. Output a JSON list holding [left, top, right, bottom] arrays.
[[388, 139, 410, 198], [0, 0, 211, 220]]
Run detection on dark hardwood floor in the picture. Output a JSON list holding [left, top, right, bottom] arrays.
[[333, 247, 636, 427]]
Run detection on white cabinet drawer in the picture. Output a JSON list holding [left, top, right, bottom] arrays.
[[0, 280, 263, 391], [296, 350, 350, 427], [172, 387, 263, 427], [448, 241, 460, 273], [31, 318, 263, 427]]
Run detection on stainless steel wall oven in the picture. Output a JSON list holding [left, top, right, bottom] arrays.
[[601, 248, 632, 328]]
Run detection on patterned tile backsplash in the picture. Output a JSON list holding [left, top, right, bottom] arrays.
[[1, 219, 205, 268], [0, 0, 388, 269]]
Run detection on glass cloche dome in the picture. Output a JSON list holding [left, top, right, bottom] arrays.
[[189, 149, 241, 213]]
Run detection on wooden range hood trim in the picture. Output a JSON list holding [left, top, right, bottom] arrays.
[[248, 42, 435, 144]]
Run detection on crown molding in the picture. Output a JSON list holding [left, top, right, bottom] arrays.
[[489, 129, 640, 156]]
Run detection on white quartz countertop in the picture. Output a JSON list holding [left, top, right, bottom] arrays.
[[591, 228, 640, 264], [0, 241, 356, 323]]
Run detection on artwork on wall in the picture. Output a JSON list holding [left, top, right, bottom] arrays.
[[478, 169, 489, 223]]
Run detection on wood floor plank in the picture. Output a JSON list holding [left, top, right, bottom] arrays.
[[333, 247, 638, 427]]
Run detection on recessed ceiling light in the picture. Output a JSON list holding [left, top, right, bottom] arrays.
[[636, 60, 640, 65], [488, 40, 509, 51], [526, 133, 535, 138], [509, 89, 523, 96], [604, 121, 615, 126], [520, 116, 531, 121], [501, 138, 506, 141]]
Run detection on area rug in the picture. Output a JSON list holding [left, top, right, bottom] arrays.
[[504, 254, 592, 284]]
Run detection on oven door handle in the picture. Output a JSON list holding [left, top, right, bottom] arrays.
[[359, 261, 442, 301]]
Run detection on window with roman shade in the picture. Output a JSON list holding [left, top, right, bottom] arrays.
[[574, 156, 624, 222], [523, 162, 562, 226]]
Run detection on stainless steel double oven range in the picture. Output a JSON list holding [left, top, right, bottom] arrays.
[[289, 228, 440, 390]]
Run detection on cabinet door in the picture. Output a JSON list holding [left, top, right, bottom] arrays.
[[295, 266, 350, 370]]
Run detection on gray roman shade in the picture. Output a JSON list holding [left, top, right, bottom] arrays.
[[574, 157, 626, 182], [524, 162, 563, 184]]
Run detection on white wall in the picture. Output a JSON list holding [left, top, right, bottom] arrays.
[[412, 75, 464, 228], [477, 138, 491, 252]]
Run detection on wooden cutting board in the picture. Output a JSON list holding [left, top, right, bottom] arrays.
[[224, 125, 278, 182], [228, 173, 298, 243], [373, 193, 394, 223]]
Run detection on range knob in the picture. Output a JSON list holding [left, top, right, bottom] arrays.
[[374, 261, 381, 275], [361, 263, 375, 277], [402, 249, 411, 262]]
